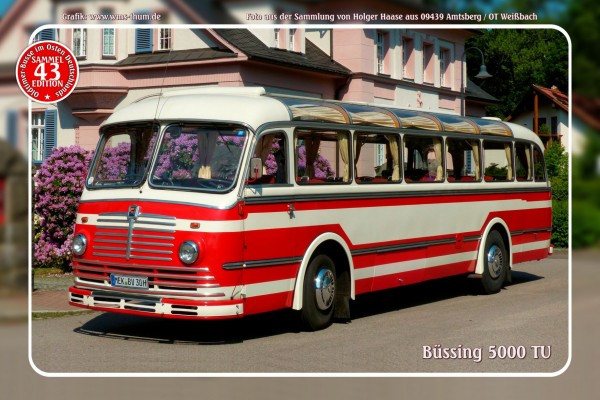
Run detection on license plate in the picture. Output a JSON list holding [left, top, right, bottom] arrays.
[[110, 274, 148, 289]]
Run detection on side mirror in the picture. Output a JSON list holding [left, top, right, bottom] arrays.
[[249, 157, 263, 180]]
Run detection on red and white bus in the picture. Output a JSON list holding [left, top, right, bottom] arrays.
[[68, 87, 552, 330]]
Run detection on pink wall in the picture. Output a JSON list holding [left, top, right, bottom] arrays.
[[332, 29, 374, 74]]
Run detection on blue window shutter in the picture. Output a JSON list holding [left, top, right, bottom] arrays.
[[6, 110, 17, 147], [135, 29, 152, 53], [39, 28, 55, 41], [43, 110, 57, 160]]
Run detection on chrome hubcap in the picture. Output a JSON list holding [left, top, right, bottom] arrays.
[[314, 268, 335, 311], [487, 244, 504, 279]]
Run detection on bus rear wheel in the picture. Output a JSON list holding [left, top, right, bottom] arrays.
[[481, 230, 507, 294], [301, 254, 336, 331]]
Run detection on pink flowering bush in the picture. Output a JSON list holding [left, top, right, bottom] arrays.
[[33, 146, 93, 270], [297, 145, 334, 178], [96, 142, 131, 181]]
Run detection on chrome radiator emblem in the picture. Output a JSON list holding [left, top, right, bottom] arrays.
[[127, 204, 141, 220], [126, 205, 140, 260]]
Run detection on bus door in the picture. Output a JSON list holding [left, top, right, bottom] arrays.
[[241, 131, 298, 312]]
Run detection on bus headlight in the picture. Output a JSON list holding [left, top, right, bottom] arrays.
[[179, 241, 199, 264], [72, 234, 87, 256]]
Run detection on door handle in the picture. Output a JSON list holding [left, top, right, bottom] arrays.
[[287, 204, 295, 218]]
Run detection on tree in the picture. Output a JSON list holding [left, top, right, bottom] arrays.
[[466, 29, 568, 119]]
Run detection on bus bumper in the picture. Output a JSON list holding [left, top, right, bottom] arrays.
[[68, 286, 244, 320]]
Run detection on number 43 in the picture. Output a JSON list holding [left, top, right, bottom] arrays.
[[34, 63, 60, 80]]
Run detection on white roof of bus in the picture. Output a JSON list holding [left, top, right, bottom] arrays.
[[103, 87, 291, 130], [503, 121, 545, 148], [103, 86, 543, 147]]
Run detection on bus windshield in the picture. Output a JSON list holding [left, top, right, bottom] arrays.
[[149, 124, 248, 192], [87, 123, 159, 188]]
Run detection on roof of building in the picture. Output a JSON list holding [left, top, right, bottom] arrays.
[[533, 84, 569, 112], [214, 28, 352, 76], [507, 84, 569, 122], [115, 47, 237, 67], [465, 78, 499, 103]]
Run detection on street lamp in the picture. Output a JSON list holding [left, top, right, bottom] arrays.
[[460, 47, 493, 116]]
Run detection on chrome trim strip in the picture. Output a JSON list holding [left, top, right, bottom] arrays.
[[129, 248, 173, 255], [94, 239, 174, 247], [74, 267, 214, 282], [137, 214, 177, 220], [511, 228, 553, 235], [222, 256, 303, 270], [98, 212, 128, 217], [92, 252, 172, 261], [351, 238, 457, 256], [96, 225, 128, 231], [244, 187, 551, 205], [96, 226, 176, 234], [77, 282, 226, 298], [134, 220, 177, 227], [73, 258, 210, 272], [95, 234, 177, 241]]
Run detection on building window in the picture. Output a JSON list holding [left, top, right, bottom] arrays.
[[31, 110, 57, 163], [423, 42, 434, 84], [102, 28, 115, 56], [376, 32, 385, 74], [274, 28, 280, 47], [32, 28, 55, 43], [135, 9, 152, 53], [551, 116, 558, 135], [31, 112, 45, 163], [402, 37, 414, 80], [159, 28, 172, 50], [288, 28, 295, 51], [440, 47, 451, 88], [73, 28, 87, 57]]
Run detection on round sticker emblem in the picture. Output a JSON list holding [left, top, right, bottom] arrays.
[[16, 40, 79, 103]]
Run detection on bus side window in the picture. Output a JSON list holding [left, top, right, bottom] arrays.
[[404, 135, 443, 182], [483, 140, 513, 182], [295, 129, 351, 184], [248, 133, 287, 185], [446, 138, 481, 182], [515, 142, 533, 181], [533, 145, 546, 182], [354, 133, 401, 183]]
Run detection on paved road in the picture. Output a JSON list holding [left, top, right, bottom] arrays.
[[31, 255, 568, 374]]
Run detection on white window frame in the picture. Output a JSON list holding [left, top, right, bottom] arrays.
[[402, 37, 414, 79], [102, 28, 115, 57], [31, 112, 45, 163], [274, 28, 280, 47], [73, 28, 87, 57], [439, 48, 447, 87], [159, 28, 172, 51], [288, 29, 295, 51], [376, 32, 385, 74]]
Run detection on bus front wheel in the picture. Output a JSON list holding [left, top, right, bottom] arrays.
[[481, 230, 507, 294], [301, 254, 336, 331]]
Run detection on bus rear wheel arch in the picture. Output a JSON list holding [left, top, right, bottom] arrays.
[[298, 239, 352, 331]]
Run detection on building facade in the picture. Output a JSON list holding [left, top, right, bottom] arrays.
[[508, 84, 569, 152], [0, 1, 499, 164], [25, 25, 496, 163]]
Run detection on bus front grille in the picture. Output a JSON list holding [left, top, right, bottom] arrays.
[[92, 211, 176, 261]]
